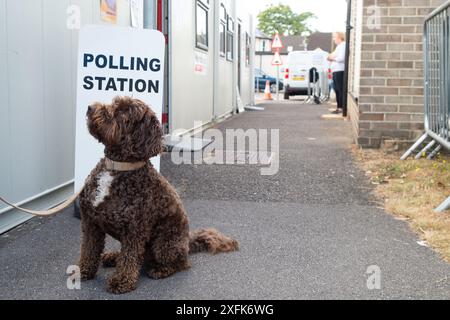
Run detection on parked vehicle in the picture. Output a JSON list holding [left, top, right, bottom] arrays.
[[254, 68, 284, 92], [284, 50, 329, 100]]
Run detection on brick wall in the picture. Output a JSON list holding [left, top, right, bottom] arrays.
[[349, 0, 446, 148]]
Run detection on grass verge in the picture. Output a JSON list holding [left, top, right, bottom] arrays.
[[352, 146, 450, 263]]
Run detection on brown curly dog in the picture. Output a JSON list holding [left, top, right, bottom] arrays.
[[78, 96, 238, 294]]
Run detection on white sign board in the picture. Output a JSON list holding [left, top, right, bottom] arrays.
[[272, 32, 283, 49], [271, 50, 283, 66], [194, 51, 208, 75], [75, 25, 165, 190]]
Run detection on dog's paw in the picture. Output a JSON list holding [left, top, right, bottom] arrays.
[[79, 265, 97, 281], [146, 262, 190, 280], [146, 268, 171, 280], [101, 252, 119, 268], [107, 276, 137, 294], [80, 270, 96, 281]]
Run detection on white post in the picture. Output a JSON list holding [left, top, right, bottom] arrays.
[[212, 0, 220, 120], [143, 0, 157, 29], [250, 14, 256, 105], [232, 0, 237, 113], [276, 65, 280, 101]]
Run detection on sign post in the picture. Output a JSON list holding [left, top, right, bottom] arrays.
[[271, 32, 284, 101], [75, 25, 165, 191]]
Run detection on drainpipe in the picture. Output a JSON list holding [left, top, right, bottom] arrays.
[[212, 0, 220, 121], [232, 0, 237, 113], [343, 0, 353, 117], [143, 0, 157, 29], [250, 15, 256, 105]]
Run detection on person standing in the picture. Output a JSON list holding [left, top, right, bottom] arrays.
[[328, 32, 346, 114]]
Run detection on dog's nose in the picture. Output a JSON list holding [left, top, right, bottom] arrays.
[[87, 105, 96, 115]]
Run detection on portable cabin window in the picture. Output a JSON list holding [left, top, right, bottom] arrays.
[[219, 4, 226, 57], [245, 33, 251, 66], [196, 0, 209, 51], [226, 16, 234, 61]]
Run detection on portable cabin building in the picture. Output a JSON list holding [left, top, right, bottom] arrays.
[[0, 0, 255, 233]]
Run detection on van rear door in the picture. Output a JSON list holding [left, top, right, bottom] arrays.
[[287, 52, 313, 89]]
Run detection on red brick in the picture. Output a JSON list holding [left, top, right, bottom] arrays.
[[387, 79, 413, 86], [389, 8, 417, 16], [376, 34, 402, 42], [372, 104, 399, 113], [388, 61, 414, 69], [373, 87, 400, 95], [399, 87, 424, 95], [385, 113, 412, 122], [399, 105, 425, 113], [388, 25, 416, 33], [360, 78, 386, 86], [371, 122, 399, 130], [359, 113, 385, 121]]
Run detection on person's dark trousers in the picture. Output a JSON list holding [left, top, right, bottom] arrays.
[[333, 71, 345, 110]]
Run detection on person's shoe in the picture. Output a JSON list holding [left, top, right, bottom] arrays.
[[331, 109, 340, 114]]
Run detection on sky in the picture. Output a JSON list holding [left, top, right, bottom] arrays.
[[239, 0, 348, 33]]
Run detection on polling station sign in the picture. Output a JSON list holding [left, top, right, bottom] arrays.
[[75, 25, 165, 190]]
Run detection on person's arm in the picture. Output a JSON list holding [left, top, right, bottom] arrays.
[[327, 52, 336, 62], [333, 43, 346, 63]]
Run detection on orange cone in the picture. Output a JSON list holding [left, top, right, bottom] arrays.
[[263, 80, 273, 100]]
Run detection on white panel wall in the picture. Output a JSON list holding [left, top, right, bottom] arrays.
[[169, 0, 214, 132], [169, 0, 254, 132], [215, 0, 235, 118], [0, 0, 135, 230], [0, 0, 12, 206], [0, 0, 254, 229], [5, 0, 47, 203], [217, 60, 234, 117], [237, 13, 254, 106], [1, 0, 70, 212]]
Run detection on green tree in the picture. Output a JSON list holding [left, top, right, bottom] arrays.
[[257, 4, 316, 36]]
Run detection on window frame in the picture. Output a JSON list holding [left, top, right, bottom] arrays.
[[219, 4, 227, 57], [226, 16, 234, 61], [245, 32, 251, 66], [195, 0, 210, 51]]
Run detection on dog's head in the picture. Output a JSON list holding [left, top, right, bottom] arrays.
[[86, 96, 163, 162]]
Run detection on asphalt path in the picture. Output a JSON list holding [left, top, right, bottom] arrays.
[[1, 101, 449, 299]]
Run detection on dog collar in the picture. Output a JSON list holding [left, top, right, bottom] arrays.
[[105, 157, 147, 172]]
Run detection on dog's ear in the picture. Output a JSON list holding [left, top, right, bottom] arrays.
[[142, 111, 163, 158], [103, 119, 120, 147]]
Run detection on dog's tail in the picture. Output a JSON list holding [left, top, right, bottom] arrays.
[[189, 228, 239, 254]]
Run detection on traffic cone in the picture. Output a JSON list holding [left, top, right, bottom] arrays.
[[263, 80, 273, 100]]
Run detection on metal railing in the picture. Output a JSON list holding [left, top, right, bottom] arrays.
[[303, 69, 330, 104], [401, 0, 450, 212]]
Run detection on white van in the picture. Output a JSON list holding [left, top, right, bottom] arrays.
[[284, 50, 329, 100]]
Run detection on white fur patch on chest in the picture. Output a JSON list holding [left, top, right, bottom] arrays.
[[93, 171, 114, 207]]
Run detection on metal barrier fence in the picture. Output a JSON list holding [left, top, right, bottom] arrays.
[[401, 0, 450, 212], [255, 69, 331, 103], [303, 69, 330, 104]]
